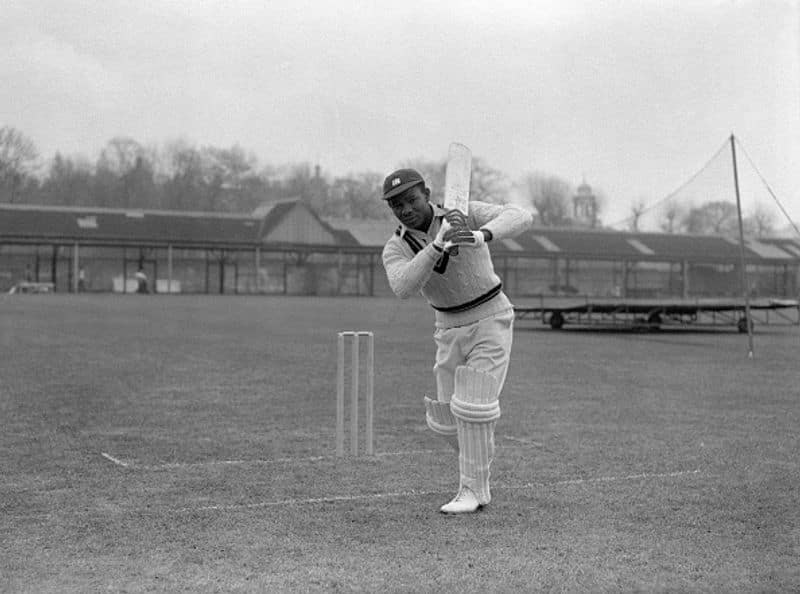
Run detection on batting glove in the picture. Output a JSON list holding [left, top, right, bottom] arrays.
[[432, 219, 451, 251], [444, 228, 490, 249]]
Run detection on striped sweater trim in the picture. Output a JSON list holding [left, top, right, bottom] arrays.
[[431, 283, 503, 313]]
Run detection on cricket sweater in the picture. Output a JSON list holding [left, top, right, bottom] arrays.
[[382, 201, 533, 329]]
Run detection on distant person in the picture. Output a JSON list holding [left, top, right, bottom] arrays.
[[78, 266, 87, 292], [24, 264, 33, 282], [380, 168, 532, 514], [135, 267, 149, 294]]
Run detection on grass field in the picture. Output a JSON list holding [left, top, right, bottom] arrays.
[[1, 294, 798, 592]]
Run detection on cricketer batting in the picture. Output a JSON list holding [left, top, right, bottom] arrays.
[[381, 159, 533, 514]]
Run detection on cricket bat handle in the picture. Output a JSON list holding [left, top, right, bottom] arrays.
[[433, 244, 458, 274], [442, 241, 459, 256]]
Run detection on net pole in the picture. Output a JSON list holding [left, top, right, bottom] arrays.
[[731, 134, 754, 358]]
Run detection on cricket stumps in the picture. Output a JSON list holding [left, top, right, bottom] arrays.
[[336, 331, 374, 456]]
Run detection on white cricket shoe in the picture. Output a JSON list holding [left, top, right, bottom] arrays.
[[439, 487, 482, 514]]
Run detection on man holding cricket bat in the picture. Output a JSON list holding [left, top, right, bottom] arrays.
[[381, 144, 532, 514]]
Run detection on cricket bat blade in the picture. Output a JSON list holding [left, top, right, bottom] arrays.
[[443, 142, 472, 215], [434, 142, 471, 272]]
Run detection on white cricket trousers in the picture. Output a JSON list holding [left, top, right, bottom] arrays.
[[432, 308, 515, 404]]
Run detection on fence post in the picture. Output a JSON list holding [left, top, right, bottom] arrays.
[[72, 242, 79, 293]]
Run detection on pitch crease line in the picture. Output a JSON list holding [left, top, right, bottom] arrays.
[[100, 452, 129, 467], [99, 445, 539, 471], [181, 468, 702, 512]]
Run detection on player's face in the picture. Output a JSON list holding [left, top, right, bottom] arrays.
[[386, 185, 432, 231]]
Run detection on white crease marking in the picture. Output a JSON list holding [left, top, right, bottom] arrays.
[[180, 469, 703, 512], [100, 452, 129, 467]]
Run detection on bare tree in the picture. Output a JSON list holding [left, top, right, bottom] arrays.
[[40, 153, 94, 206], [399, 156, 511, 206], [201, 145, 260, 211], [629, 198, 647, 232], [161, 141, 208, 210], [658, 199, 684, 233], [204, 145, 256, 188], [399, 158, 446, 205], [96, 137, 157, 208], [329, 172, 386, 219], [519, 172, 572, 226], [0, 126, 39, 203], [99, 137, 145, 174], [470, 158, 511, 204], [744, 202, 776, 238], [682, 201, 738, 235]]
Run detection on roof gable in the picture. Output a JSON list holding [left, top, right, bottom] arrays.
[[257, 200, 340, 245]]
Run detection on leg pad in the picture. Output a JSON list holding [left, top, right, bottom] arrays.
[[424, 396, 457, 436], [450, 366, 500, 505], [450, 366, 500, 423], [424, 396, 459, 451]]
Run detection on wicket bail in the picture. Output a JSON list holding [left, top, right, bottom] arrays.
[[336, 331, 374, 457]]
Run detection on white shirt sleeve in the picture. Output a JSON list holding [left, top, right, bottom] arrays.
[[381, 238, 441, 299], [469, 201, 533, 239]]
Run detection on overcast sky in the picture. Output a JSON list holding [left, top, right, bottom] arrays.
[[2, 0, 798, 228]]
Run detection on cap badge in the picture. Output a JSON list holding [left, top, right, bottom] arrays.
[[392, 177, 401, 187]]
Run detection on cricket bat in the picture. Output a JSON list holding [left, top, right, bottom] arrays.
[[443, 142, 472, 218], [433, 142, 472, 274]]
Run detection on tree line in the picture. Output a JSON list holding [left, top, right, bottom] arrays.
[[0, 125, 578, 223], [0, 125, 776, 235]]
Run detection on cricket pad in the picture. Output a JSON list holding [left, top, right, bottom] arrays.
[[424, 396, 459, 451], [450, 366, 500, 505]]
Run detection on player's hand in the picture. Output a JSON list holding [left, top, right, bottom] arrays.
[[440, 224, 464, 244], [436, 210, 469, 256], [442, 209, 468, 230], [433, 219, 451, 250], [444, 228, 487, 249]]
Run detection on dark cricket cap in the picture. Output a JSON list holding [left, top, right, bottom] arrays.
[[382, 168, 424, 200]]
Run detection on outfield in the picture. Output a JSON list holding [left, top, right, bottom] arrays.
[[1, 295, 798, 592]]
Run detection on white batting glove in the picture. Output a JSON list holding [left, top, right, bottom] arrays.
[[433, 219, 451, 251], [444, 228, 487, 249]]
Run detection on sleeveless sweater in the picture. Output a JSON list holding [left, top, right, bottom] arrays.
[[382, 201, 533, 328]]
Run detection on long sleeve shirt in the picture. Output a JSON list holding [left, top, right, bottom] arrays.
[[382, 201, 533, 328]]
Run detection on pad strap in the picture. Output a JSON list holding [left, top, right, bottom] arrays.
[[450, 396, 501, 422], [449, 366, 501, 423]]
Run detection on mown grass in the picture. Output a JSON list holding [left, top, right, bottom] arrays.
[[1, 294, 798, 592]]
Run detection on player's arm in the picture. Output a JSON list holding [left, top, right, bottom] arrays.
[[382, 240, 441, 298], [447, 201, 533, 248]]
